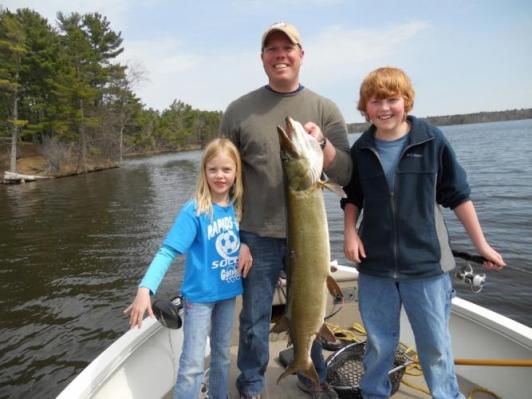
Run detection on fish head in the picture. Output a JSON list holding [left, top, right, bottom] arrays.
[[277, 117, 323, 191]]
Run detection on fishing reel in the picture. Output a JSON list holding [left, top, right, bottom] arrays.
[[455, 264, 486, 293], [152, 295, 183, 329]]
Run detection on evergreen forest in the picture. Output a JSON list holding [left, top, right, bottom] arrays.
[[0, 7, 222, 175]]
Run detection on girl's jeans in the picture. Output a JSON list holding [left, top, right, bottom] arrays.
[[174, 297, 236, 399], [358, 273, 465, 399]]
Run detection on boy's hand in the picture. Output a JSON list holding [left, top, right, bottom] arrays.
[[344, 230, 366, 264], [238, 243, 253, 278], [478, 244, 506, 271], [123, 287, 154, 329]]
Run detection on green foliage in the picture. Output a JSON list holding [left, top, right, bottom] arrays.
[[0, 10, 26, 135], [0, 6, 224, 170]]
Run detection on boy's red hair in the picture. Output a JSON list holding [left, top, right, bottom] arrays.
[[357, 67, 415, 120]]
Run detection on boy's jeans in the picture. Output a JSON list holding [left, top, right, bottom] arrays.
[[174, 298, 236, 399], [358, 273, 465, 399], [236, 231, 327, 396]]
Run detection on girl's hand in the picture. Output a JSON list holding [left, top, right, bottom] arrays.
[[344, 229, 366, 264], [477, 244, 506, 271], [238, 243, 253, 278], [123, 287, 154, 329]]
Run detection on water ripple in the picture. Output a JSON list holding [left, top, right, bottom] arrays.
[[0, 120, 531, 398]]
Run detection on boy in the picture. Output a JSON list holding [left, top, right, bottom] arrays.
[[342, 67, 505, 399]]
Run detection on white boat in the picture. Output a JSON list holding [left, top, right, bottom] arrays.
[[57, 264, 532, 399]]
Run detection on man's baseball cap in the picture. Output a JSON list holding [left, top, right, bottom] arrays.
[[261, 22, 302, 49]]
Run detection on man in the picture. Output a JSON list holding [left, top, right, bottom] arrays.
[[221, 21, 352, 399]]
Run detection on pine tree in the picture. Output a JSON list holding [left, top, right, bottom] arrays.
[[14, 8, 62, 145], [0, 9, 28, 172], [54, 12, 125, 172]]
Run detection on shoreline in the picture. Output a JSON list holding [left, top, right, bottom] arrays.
[[0, 145, 202, 185], [3, 113, 531, 184]]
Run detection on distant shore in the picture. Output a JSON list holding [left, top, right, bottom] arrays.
[[0, 144, 200, 183], [347, 108, 532, 133], [3, 108, 531, 182]]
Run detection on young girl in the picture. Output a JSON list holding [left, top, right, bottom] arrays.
[[124, 138, 244, 399]]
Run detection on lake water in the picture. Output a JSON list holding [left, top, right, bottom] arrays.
[[0, 119, 531, 398]]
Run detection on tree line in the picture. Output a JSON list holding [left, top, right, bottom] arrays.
[[0, 7, 222, 174], [347, 108, 532, 134]]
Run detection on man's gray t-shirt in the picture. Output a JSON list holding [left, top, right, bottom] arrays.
[[220, 86, 352, 239]]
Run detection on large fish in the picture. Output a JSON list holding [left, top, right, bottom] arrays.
[[273, 117, 343, 388]]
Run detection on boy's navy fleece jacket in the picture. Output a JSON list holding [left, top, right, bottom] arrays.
[[341, 116, 470, 279]]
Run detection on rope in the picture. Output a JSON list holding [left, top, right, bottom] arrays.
[[397, 343, 512, 398], [324, 302, 343, 321], [323, 321, 372, 345], [321, 324, 504, 398], [325, 322, 365, 343]]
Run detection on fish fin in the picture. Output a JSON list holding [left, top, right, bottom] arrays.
[[326, 275, 344, 300], [287, 334, 293, 346], [277, 358, 320, 388], [319, 323, 336, 343], [271, 315, 290, 334], [320, 180, 346, 198]]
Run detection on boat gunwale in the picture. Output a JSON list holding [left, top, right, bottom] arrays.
[[57, 265, 532, 398], [57, 317, 165, 398], [451, 296, 532, 349]]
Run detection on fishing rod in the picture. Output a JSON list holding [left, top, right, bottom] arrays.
[[452, 249, 532, 292], [454, 249, 532, 275], [452, 250, 486, 265]]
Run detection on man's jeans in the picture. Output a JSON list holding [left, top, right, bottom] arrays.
[[236, 231, 327, 396], [175, 298, 236, 399], [358, 273, 464, 399]]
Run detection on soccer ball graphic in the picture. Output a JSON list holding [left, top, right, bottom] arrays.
[[216, 230, 239, 259]]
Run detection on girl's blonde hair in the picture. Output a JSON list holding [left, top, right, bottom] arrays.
[[357, 67, 415, 121], [195, 138, 243, 221]]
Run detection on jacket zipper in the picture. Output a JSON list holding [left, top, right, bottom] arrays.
[[365, 136, 434, 278], [367, 148, 400, 277], [390, 138, 434, 277], [390, 191, 399, 278]]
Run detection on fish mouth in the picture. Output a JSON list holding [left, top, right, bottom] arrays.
[[277, 117, 323, 185], [277, 118, 299, 159]]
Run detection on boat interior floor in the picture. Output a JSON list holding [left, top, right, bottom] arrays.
[[162, 339, 500, 399], [167, 286, 497, 399], [222, 337, 490, 399]]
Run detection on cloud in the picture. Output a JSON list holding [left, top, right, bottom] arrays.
[[122, 21, 429, 114], [5, 1, 429, 117], [120, 38, 262, 111], [303, 21, 430, 84]]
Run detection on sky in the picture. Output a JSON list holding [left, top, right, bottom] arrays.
[[3, 0, 532, 123]]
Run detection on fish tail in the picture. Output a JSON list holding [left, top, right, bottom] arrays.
[[326, 275, 343, 300], [277, 358, 320, 387]]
